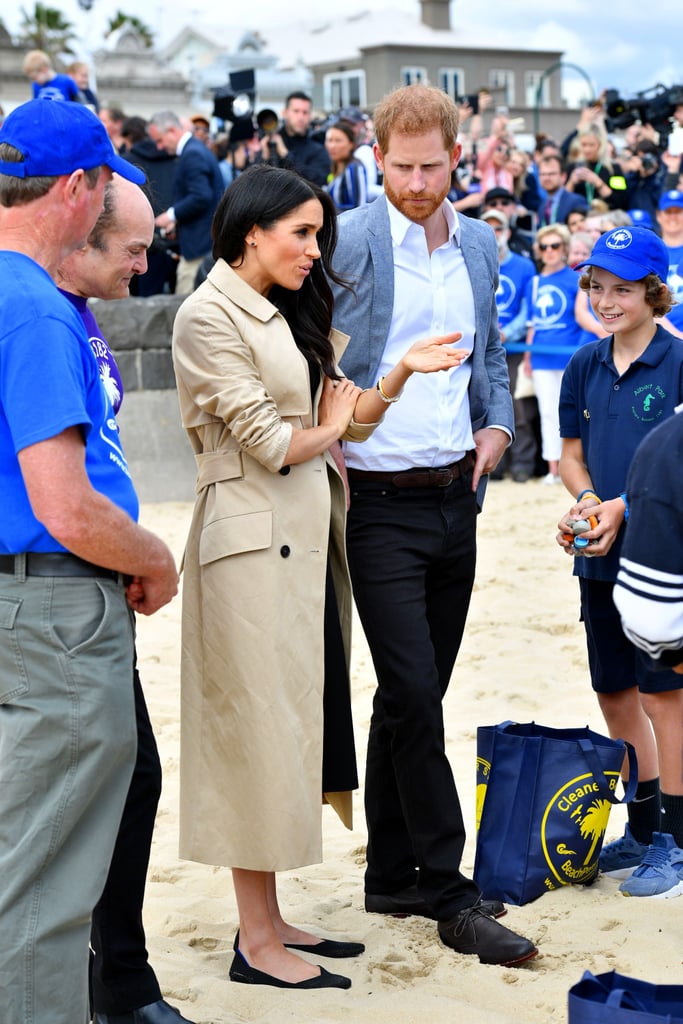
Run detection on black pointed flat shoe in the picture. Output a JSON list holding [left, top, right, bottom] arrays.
[[229, 948, 351, 989], [284, 938, 365, 958]]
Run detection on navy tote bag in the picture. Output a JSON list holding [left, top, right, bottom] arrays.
[[568, 970, 683, 1024], [474, 721, 637, 905]]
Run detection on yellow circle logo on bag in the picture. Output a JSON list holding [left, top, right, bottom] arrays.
[[541, 771, 619, 889]]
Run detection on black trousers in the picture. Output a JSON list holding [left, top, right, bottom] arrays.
[[90, 664, 163, 1014], [346, 470, 482, 921]]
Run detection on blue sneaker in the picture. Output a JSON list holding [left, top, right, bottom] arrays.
[[599, 823, 650, 879], [619, 832, 683, 898]]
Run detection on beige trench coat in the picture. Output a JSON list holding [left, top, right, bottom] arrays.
[[172, 260, 379, 871]]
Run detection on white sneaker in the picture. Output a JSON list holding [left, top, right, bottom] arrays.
[[541, 472, 561, 485]]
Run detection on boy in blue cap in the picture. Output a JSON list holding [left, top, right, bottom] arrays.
[[556, 225, 683, 897]]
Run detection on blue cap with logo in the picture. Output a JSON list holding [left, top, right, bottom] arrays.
[[659, 189, 683, 211], [574, 225, 669, 282], [0, 98, 145, 184]]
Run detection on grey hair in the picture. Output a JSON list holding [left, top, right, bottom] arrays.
[[149, 110, 182, 132]]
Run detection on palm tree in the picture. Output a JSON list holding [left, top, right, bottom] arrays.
[[105, 11, 154, 49], [19, 3, 78, 61], [580, 799, 611, 866]]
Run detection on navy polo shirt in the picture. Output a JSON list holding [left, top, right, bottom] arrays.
[[559, 325, 683, 581]]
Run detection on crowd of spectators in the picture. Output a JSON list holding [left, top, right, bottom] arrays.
[[10, 67, 683, 480]]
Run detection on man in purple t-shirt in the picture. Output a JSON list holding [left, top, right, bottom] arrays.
[[56, 176, 195, 1024]]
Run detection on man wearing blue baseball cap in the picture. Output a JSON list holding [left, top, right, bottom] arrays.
[[0, 98, 178, 1024], [556, 224, 683, 900], [656, 189, 683, 337]]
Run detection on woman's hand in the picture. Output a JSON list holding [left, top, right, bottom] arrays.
[[401, 333, 469, 374], [318, 376, 362, 435]]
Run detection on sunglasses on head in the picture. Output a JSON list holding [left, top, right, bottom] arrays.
[[539, 241, 563, 251]]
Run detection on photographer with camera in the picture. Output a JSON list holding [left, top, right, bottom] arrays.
[[257, 92, 330, 186], [622, 140, 666, 223]]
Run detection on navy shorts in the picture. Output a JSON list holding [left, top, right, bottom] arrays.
[[579, 577, 683, 694]]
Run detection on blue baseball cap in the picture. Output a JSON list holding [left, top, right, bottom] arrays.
[[0, 98, 145, 184], [574, 225, 669, 282], [628, 208, 653, 229], [659, 189, 683, 211]]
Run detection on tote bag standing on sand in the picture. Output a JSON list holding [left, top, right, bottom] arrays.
[[568, 970, 683, 1024], [474, 721, 637, 905]]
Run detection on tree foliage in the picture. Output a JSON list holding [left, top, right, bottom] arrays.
[[19, 3, 78, 60], [105, 11, 154, 49]]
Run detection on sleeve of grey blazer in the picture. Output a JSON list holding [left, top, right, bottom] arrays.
[[332, 198, 395, 389], [459, 215, 514, 439]]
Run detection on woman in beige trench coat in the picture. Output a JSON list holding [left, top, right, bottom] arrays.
[[172, 164, 468, 991]]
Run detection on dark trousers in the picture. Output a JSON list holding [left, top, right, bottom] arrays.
[[346, 470, 482, 920], [90, 665, 163, 1015], [501, 351, 540, 476]]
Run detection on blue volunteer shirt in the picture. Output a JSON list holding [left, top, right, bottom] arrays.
[[664, 241, 683, 332], [497, 250, 535, 344], [0, 253, 139, 553], [559, 325, 683, 580], [525, 265, 585, 370]]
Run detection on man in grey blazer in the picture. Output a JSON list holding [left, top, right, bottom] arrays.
[[332, 84, 537, 967]]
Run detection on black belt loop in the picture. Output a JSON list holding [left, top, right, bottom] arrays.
[[347, 451, 475, 489], [0, 552, 120, 583]]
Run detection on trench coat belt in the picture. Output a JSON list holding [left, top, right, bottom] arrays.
[[346, 451, 475, 489], [194, 450, 244, 492]]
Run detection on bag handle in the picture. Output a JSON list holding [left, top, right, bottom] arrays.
[[578, 738, 638, 805], [606, 988, 649, 1010]]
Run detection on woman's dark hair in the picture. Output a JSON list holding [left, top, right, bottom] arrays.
[[212, 163, 347, 378]]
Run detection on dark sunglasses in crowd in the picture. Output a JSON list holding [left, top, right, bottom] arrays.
[[487, 198, 514, 208], [539, 241, 563, 251]]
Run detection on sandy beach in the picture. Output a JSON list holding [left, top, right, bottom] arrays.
[[132, 477, 683, 1024]]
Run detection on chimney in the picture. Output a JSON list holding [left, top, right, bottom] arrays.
[[420, 0, 451, 30]]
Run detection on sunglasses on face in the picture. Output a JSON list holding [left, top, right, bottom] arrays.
[[539, 241, 563, 251]]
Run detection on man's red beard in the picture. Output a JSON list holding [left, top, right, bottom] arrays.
[[384, 178, 450, 222]]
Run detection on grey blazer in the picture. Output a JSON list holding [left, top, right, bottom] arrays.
[[331, 195, 514, 505]]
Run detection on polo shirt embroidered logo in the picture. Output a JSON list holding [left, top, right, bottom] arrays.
[[605, 228, 633, 250], [631, 382, 667, 423]]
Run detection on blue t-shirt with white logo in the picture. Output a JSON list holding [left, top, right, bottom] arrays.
[[525, 266, 585, 371], [496, 250, 535, 345], [664, 241, 683, 332], [0, 253, 139, 553]]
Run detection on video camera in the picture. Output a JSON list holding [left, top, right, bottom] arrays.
[[604, 84, 683, 145]]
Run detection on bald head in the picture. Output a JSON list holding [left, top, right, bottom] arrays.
[[57, 174, 154, 299]]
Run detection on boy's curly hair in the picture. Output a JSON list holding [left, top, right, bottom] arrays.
[[579, 268, 674, 318]]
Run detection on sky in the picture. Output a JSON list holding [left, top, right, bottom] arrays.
[[5, 0, 682, 104]]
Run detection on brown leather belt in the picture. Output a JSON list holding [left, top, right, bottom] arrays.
[[0, 552, 120, 582], [347, 451, 475, 489]]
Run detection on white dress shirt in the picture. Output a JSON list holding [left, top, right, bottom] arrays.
[[344, 199, 475, 471]]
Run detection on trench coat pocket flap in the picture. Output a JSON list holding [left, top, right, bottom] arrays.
[[195, 450, 244, 492], [199, 510, 273, 565]]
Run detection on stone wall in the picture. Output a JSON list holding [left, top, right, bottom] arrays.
[[92, 294, 197, 503]]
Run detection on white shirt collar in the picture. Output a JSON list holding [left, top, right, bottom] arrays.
[[176, 130, 193, 156]]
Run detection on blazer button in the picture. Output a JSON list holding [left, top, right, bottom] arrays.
[[279, 465, 291, 475], [280, 545, 291, 558]]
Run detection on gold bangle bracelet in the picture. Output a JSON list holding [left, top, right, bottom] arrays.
[[376, 376, 402, 403]]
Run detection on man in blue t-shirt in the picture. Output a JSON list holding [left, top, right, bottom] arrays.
[[0, 99, 178, 1024], [55, 176, 195, 1024]]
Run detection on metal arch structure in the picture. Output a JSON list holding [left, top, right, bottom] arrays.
[[534, 61, 596, 134]]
